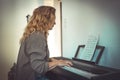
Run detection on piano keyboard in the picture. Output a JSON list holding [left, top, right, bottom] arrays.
[[61, 66, 98, 79], [47, 57, 120, 80]]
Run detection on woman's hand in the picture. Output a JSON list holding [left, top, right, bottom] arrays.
[[50, 58, 58, 61], [51, 59, 73, 67], [48, 58, 73, 70], [57, 59, 73, 67]]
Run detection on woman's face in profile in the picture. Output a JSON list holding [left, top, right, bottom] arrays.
[[49, 15, 56, 30]]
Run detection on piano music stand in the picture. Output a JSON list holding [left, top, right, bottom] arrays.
[[73, 45, 105, 64]]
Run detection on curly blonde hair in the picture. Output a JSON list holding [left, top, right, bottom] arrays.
[[20, 6, 56, 43]]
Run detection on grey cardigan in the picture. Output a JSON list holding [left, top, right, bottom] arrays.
[[16, 32, 49, 80]]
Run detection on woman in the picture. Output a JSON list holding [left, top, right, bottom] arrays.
[[16, 6, 72, 80]]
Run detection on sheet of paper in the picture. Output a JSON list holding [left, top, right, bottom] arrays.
[[79, 34, 98, 61]]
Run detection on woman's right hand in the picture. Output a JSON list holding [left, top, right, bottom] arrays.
[[48, 58, 73, 70], [56, 59, 73, 67]]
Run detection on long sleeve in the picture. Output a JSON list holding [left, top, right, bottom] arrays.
[[25, 32, 49, 75]]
